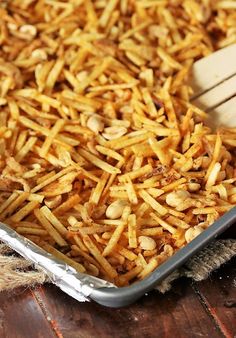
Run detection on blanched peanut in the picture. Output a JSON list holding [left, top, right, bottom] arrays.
[[7, 22, 17, 31], [206, 162, 221, 188], [32, 49, 48, 60], [148, 25, 169, 39], [185, 226, 204, 243], [188, 183, 201, 192], [166, 190, 190, 208], [163, 244, 173, 256], [87, 115, 104, 134], [76, 70, 88, 82], [19, 25, 37, 39], [138, 236, 156, 251], [106, 200, 128, 219], [102, 126, 127, 140], [87, 141, 99, 155], [139, 68, 154, 87], [119, 105, 133, 114]]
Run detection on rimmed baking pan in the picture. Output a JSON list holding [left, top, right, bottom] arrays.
[[90, 206, 236, 307], [0, 206, 235, 308]]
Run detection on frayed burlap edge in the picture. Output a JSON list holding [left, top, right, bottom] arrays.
[[0, 240, 235, 294], [156, 239, 236, 293], [0, 243, 48, 291]]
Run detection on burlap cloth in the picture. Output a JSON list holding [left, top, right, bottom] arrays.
[[0, 239, 235, 296]]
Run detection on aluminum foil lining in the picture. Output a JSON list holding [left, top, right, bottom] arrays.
[[0, 222, 116, 302]]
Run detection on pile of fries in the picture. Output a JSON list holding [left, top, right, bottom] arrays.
[[0, 0, 236, 286]]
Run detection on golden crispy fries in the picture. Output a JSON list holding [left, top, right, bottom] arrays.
[[76, 57, 112, 93], [15, 137, 37, 163], [95, 145, 124, 161], [71, 245, 99, 266], [125, 177, 138, 205], [139, 190, 167, 216], [118, 164, 153, 183], [83, 235, 118, 279], [78, 148, 120, 174], [105, 132, 154, 151], [166, 215, 190, 229], [151, 213, 176, 234], [16, 227, 48, 236], [1, 0, 236, 287], [117, 266, 142, 286], [32, 167, 75, 193], [79, 224, 116, 236], [73, 235, 89, 253], [1, 192, 29, 220], [139, 227, 163, 236], [102, 222, 126, 257], [89, 172, 110, 204], [40, 206, 68, 236], [138, 258, 158, 279], [149, 137, 172, 166], [161, 178, 187, 192], [10, 201, 39, 222], [54, 194, 81, 215], [157, 47, 182, 70], [40, 119, 65, 157], [41, 242, 85, 273], [34, 209, 68, 246], [116, 245, 137, 261], [0, 192, 19, 215], [128, 214, 137, 248]]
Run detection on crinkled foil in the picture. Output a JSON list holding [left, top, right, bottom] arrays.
[[0, 222, 116, 302]]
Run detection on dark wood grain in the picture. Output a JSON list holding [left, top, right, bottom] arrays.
[[0, 288, 56, 338], [194, 257, 236, 338], [0, 258, 235, 338], [34, 279, 223, 338]]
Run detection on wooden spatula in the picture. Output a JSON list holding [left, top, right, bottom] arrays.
[[189, 44, 236, 128]]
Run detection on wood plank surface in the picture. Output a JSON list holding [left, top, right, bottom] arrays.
[[0, 289, 56, 338], [194, 257, 236, 338], [34, 280, 223, 338], [0, 254, 235, 338]]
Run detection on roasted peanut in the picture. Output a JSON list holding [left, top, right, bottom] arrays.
[[166, 190, 190, 208], [32, 49, 48, 60], [102, 126, 127, 140], [7, 22, 17, 31], [188, 182, 201, 192], [138, 236, 157, 251], [185, 226, 204, 243], [19, 25, 37, 39], [106, 200, 128, 219], [87, 115, 104, 134]]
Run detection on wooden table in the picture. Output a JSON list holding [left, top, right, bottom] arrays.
[[0, 255, 235, 338]]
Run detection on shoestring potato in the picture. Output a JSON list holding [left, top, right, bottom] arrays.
[[0, 0, 236, 286]]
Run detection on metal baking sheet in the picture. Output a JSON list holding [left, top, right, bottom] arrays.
[[0, 222, 116, 302], [0, 206, 235, 307]]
